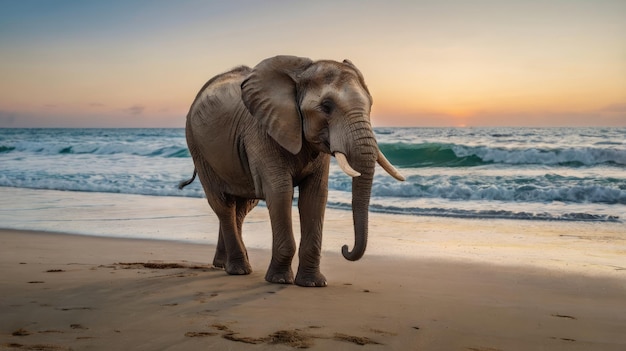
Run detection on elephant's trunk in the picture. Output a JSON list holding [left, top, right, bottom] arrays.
[[334, 117, 377, 261], [342, 166, 374, 261]]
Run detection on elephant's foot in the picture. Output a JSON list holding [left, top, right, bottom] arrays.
[[225, 258, 252, 275], [265, 266, 294, 284], [295, 270, 327, 287], [212, 252, 226, 269]]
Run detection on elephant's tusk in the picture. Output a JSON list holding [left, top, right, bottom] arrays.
[[377, 150, 405, 181], [334, 152, 361, 177]]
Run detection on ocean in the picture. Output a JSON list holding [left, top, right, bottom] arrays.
[[1, 127, 625, 224]]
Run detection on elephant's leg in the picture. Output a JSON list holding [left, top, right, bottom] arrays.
[[265, 190, 296, 284], [192, 158, 251, 274], [210, 199, 254, 271], [234, 198, 259, 262], [209, 195, 252, 275], [213, 229, 226, 268], [295, 165, 329, 287]]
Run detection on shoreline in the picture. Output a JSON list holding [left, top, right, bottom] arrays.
[[1, 229, 625, 350], [1, 187, 625, 279]]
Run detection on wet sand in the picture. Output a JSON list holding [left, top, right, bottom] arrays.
[[1, 228, 625, 350]]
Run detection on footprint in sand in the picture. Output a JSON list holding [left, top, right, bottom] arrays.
[[185, 331, 218, 337], [203, 324, 383, 348], [551, 314, 577, 320], [4, 343, 71, 351], [369, 328, 397, 337], [550, 336, 577, 342], [56, 307, 93, 311], [12, 328, 31, 336]]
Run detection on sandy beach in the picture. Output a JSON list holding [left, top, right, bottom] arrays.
[[1, 231, 625, 351], [0, 188, 625, 350]]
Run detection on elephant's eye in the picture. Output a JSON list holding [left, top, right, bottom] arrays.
[[320, 99, 334, 115]]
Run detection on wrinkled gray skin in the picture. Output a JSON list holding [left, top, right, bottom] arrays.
[[180, 55, 403, 287]]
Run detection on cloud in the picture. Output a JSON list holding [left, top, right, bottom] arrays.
[[44, 104, 57, 108], [89, 102, 105, 107], [0, 110, 18, 126], [601, 103, 626, 113], [123, 104, 145, 115]]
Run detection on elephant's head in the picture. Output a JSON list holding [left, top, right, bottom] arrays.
[[241, 55, 404, 261]]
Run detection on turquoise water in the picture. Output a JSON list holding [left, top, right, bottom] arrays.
[[1, 127, 624, 222]]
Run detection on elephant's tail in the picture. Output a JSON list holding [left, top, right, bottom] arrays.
[[178, 169, 197, 190]]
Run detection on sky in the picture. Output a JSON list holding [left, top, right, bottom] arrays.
[[0, 0, 624, 128]]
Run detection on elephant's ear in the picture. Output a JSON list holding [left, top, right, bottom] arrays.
[[241, 55, 313, 155], [342, 59, 373, 105]]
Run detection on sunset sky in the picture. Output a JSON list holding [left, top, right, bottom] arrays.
[[1, 0, 624, 128]]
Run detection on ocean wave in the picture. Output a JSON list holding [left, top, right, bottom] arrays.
[[0, 174, 206, 199], [148, 146, 191, 158], [0, 141, 190, 158], [369, 204, 622, 222], [2, 178, 619, 223], [328, 173, 626, 205], [325, 202, 620, 222], [378, 143, 484, 167], [2, 127, 625, 224], [454, 145, 626, 167], [3, 129, 624, 167], [379, 142, 626, 167]]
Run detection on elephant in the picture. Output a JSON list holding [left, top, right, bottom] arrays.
[[179, 55, 404, 287]]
